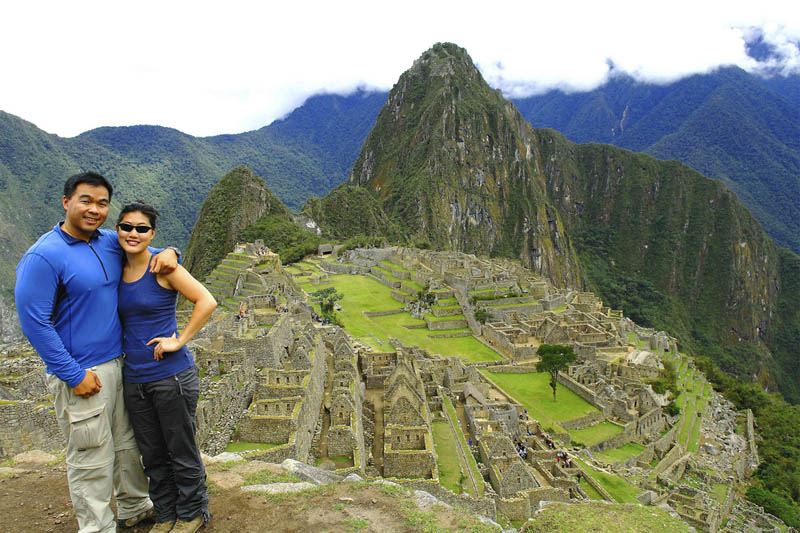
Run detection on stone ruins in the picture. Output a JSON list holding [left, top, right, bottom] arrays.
[[0, 242, 787, 532]]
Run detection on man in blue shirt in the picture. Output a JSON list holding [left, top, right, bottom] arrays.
[[15, 172, 179, 533]]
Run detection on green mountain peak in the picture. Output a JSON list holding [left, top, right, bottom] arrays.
[[346, 43, 581, 287], [184, 166, 289, 280]]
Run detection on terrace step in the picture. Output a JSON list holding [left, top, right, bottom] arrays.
[[431, 306, 463, 317]]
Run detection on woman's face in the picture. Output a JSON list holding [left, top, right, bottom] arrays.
[[117, 211, 155, 254]]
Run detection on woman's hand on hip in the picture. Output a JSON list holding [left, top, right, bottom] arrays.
[[146, 333, 182, 360]]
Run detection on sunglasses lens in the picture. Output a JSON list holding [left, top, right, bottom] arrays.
[[118, 223, 151, 233]]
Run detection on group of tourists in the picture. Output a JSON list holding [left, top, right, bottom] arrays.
[[513, 439, 528, 459], [15, 172, 215, 532], [556, 449, 573, 468], [310, 311, 331, 325]]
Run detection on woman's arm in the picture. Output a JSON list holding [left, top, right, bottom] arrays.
[[147, 265, 217, 360]]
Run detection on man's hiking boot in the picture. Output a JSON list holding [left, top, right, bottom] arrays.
[[149, 520, 176, 532], [118, 506, 155, 529], [171, 515, 205, 533]]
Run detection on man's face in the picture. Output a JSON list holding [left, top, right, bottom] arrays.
[[61, 183, 110, 240]]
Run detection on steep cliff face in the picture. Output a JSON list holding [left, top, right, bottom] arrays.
[[184, 166, 289, 280], [347, 43, 581, 287], [535, 129, 786, 386]]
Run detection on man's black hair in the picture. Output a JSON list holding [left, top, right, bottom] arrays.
[[63, 172, 114, 200], [118, 201, 160, 230]]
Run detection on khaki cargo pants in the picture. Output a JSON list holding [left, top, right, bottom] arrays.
[[47, 356, 151, 533]]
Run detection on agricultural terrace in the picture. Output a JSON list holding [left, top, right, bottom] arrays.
[[668, 352, 712, 452], [480, 371, 599, 434], [591, 442, 646, 465], [573, 458, 641, 504], [291, 266, 501, 363], [569, 421, 625, 448], [432, 396, 484, 497]]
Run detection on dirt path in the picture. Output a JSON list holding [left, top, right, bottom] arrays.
[[0, 460, 492, 532]]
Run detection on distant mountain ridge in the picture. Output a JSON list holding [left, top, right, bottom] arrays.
[[512, 68, 800, 254], [0, 90, 385, 307]]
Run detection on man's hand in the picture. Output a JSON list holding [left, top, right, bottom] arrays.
[[72, 370, 102, 398], [150, 248, 179, 274], [147, 332, 183, 361]]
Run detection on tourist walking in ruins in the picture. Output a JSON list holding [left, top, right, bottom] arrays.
[[15, 172, 179, 533], [116, 202, 217, 533]]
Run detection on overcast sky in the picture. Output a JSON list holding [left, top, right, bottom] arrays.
[[2, 0, 799, 138]]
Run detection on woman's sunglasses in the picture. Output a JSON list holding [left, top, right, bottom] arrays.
[[117, 222, 153, 234]]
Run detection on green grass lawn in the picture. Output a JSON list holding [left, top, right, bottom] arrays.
[[426, 313, 466, 322], [296, 273, 501, 363], [432, 421, 463, 494], [380, 260, 411, 273], [481, 371, 598, 432], [677, 368, 708, 451], [574, 458, 640, 504], [592, 442, 645, 464], [442, 395, 483, 496], [570, 422, 625, 447], [579, 478, 604, 500], [526, 501, 692, 532], [225, 441, 282, 453]]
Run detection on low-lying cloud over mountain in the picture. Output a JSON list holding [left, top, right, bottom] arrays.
[[2, 1, 799, 137]]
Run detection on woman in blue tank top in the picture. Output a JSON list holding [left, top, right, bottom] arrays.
[[117, 202, 216, 533]]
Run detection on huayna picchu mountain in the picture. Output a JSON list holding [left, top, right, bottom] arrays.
[[345, 43, 582, 288], [308, 43, 800, 404]]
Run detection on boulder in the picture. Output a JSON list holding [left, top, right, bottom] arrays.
[[281, 459, 343, 485]]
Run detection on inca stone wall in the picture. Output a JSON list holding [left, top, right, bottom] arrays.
[[0, 400, 63, 456]]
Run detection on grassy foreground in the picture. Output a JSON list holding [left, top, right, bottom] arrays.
[[524, 501, 693, 532]]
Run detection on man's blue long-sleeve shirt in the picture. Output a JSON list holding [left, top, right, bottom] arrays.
[[15, 224, 125, 388]]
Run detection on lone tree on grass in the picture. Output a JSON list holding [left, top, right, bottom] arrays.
[[536, 344, 577, 402], [310, 287, 343, 316]]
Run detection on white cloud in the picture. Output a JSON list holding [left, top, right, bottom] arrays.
[[1, 0, 798, 137]]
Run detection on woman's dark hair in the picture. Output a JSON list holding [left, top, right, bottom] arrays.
[[117, 201, 160, 230], [64, 171, 113, 200]]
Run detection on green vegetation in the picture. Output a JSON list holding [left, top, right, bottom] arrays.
[[579, 478, 604, 500], [294, 271, 501, 362], [536, 344, 577, 402], [432, 422, 463, 494], [400, 500, 497, 533], [224, 441, 282, 453], [309, 287, 344, 324], [574, 458, 640, 504], [441, 395, 483, 496], [242, 470, 301, 485], [481, 371, 597, 432], [240, 213, 321, 265], [526, 501, 692, 532], [592, 442, 646, 464], [514, 66, 800, 256], [694, 356, 800, 528], [568, 422, 624, 447]]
